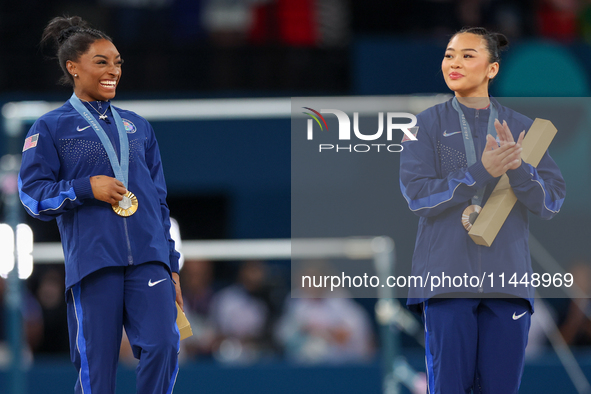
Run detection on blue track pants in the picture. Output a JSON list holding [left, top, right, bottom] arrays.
[[423, 297, 531, 394], [66, 262, 179, 394]]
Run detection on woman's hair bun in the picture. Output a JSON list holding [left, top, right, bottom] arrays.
[[493, 32, 509, 50], [453, 26, 509, 64], [40, 15, 111, 86], [41, 15, 91, 48]]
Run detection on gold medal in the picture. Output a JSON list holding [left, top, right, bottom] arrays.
[[462, 204, 481, 231], [112, 191, 138, 217]]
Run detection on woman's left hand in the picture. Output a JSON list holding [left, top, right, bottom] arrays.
[[172, 272, 184, 312], [494, 119, 525, 170]]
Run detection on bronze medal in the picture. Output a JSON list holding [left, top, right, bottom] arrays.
[[462, 204, 481, 231], [112, 191, 138, 217]]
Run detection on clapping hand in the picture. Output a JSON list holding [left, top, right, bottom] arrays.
[[480, 120, 523, 178], [494, 119, 525, 170]]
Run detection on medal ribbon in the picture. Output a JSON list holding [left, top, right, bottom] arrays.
[[451, 97, 498, 207], [69, 93, 129, 188]]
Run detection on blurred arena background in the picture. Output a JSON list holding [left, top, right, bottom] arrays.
[[1, 0, 591, 393]]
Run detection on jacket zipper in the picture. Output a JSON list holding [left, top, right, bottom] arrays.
[[123, 218, 133, 265], [475, 109, 483, 292], [108, 110, 132, 265]]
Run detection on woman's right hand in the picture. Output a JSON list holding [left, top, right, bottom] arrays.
[[90, 175, 127, 204], [481, 135, 522, 178]]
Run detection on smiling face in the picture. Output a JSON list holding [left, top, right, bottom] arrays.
[[66, 39, 122, 102], [442, 33, 498, 98]]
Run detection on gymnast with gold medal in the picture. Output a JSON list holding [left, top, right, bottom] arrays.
[[19, 16, 182, 394], [67, 78, 139, 217]]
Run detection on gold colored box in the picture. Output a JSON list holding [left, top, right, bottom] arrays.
[[176, 301, 193, 340], [468, 119, 557, 246]]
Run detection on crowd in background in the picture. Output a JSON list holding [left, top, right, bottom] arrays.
[[2, 256, 591, 367], [0, 259, 376, 367], [3, 0, 591, 93]]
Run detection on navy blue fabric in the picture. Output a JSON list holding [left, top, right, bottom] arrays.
[[400, 97, 566, 306], [66, 263, 179, 394], [423, 297, 531, 394], [18, 99, 180, 288]]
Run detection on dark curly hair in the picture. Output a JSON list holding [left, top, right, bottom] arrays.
[[41, 16, 112, 86]]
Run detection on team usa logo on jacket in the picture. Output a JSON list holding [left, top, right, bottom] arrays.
[[122, 119, 136, 133], [303, 107, 417, 153]]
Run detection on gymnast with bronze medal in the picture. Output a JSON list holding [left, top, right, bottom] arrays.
[[399, 27, 566, 393]]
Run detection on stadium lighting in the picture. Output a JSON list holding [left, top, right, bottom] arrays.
[[0, 223, 34, 279], [0, 223, 15, 278], [16, 224, 33, 279]]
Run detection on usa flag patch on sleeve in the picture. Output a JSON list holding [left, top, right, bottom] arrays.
[[22, 134, 39, 152], [401, 126, 419, 143]]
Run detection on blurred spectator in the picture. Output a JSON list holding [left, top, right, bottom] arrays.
[[486, 0, 536, 39], [180, 259, 216, 361], [275, 263, 374, 364], [458, 0, 484, 30], [579, 0, 591, 44], [209, 260, 276, 363], [537, 0, 580, 42], [457, 0, 536, 39], [249, 0, 349, 46], [202, 0, 263, 45], [34, 268, 69, 355], [201, 0, 263, 88], [316, 0, 350, 47], [0, 276, 43, 368], [202, 0, 350, 89]]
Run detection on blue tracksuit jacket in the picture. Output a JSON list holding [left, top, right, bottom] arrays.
[[18, 100, 180, 289], [400, 97, 566, 307]]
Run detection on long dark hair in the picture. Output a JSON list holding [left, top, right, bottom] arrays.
[[41, 16, 112, 86]]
